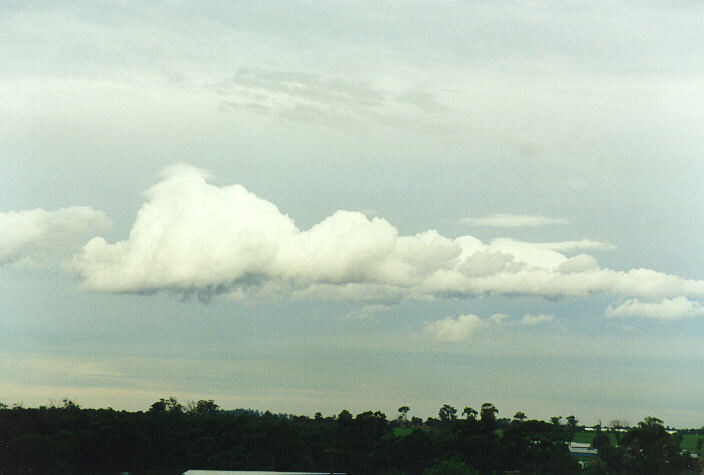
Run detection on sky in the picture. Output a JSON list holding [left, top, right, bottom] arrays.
[[2, 0, 704, 427]]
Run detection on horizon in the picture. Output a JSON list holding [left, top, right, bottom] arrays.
[[1, 398, 697, 430]]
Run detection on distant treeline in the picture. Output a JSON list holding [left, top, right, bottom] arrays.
[[0, 398, 701, 474]]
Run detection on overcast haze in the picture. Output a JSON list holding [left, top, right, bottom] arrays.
[[2, 1, 704, 427]]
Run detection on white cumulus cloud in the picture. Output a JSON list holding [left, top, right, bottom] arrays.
[[461, 213, 568, 227], [520, 314, 555, 325], [605, 297, 704, 320], [424, 314, 486, 342], [73, 164, 704, 307], [0, 206, 110, 266], [488, 313, 511, 324]]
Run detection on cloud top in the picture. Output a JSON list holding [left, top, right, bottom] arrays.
[[461, 214, 568, 227], [74, 165, 704, 307]]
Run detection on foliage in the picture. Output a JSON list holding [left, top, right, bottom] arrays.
[[583, 417, 698, 474], [423, 456, 478, 475], [0, 399, 698, 474]]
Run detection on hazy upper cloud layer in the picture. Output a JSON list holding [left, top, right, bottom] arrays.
[[461, 214, 567, 227], [74, 165, 704, 309], [0, 207, 109, 266]]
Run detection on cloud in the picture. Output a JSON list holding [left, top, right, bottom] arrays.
[[0, 206, 110, 266], [461, 213, 568, 227], [520, 314, 555, 325], [606, 297, 704, 320], [424, 312, 517, 342], [74, 164, 704, 307], [344, 304, 389, 320], [209, 68, 447, 126], [558, 254, 599, 274], [488, 313, 511, 325], [424, 314, 486, 342]]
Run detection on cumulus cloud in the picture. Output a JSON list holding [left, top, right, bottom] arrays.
[[74, 164, 704, 306], [558, 254, 599, 273], [461, 213, 568, 227], [520, 314, 555, 325], [424, 314, 485, 342], [344, 304, 389, 320], [488, 313, 511, 325], [605, 297, 704, 320], [0, 206, 110, 266], [425, 312, 515, 341]]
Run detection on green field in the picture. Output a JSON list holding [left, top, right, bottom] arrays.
[[679, 434, 704, 454], [571, 431, 619, 445]]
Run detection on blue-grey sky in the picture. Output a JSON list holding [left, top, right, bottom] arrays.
[[2, 1, 704, 427]]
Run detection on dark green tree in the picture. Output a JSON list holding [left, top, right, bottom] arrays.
[[193, 399, 219, 416], [398, 405, 410, 426], [513, 411, 527, 422], [439, 404, 458, 424], [480, 403, 498, 431], [463, 406, 478, 420], [565, 415, 578, 432]]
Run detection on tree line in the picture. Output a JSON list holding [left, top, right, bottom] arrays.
[[0, 398, 700, 474]]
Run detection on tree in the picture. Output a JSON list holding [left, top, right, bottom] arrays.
[[609, 418, 627, 444], [620, 416, 693, 473], [480, 403, 498, 430], [513, 411, 527, 422], [565, 415, 578, 431], [550, 416, 562, 426], [438, 404, 458, 424], [61, 398, 80, 411], [337, 409, 352, 425], [398, 406, 410, 426], [149, 399, 167, 413], [193, 399, 219, 416], [592, 416, 697, 474], [463, 406, 478, 420], [149, 397, 182, 413]]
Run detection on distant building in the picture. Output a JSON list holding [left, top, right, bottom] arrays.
[[568, 442, 598, 457]]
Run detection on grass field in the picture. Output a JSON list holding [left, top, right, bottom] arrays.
[[679, 434, 704, 454], [571, 432, 619, 445]]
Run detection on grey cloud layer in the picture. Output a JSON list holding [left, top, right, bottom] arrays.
[[0, 207, 109, 266], [73, 165, 704, 309]]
